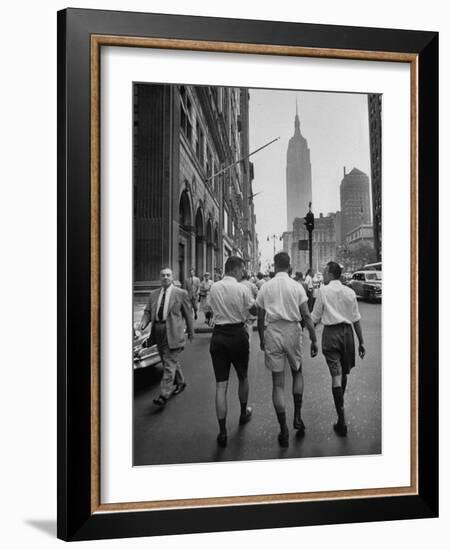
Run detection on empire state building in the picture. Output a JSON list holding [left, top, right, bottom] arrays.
[[286, 102, 312, 230]]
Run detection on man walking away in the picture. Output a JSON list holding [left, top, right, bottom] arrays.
[[183, 268, 200, 320], [139, 267, 194, 408], [304, 268, 315, 311], [311, 261, 366, 436], [209, 256, 257, 447], [255, 272, 266, 290], [257, 252, 318, 447]]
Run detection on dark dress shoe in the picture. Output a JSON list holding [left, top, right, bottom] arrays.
[[239, 406, 253, 425], [217, 432, 227, 448], [173, 382, 187, 395], [294, 417, 305, 436], [333, 421, 348, 437], [153, 395, 168, 408], [278, 429, 289, 448]]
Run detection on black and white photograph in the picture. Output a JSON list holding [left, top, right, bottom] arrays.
[[132, 83, 382, 466]]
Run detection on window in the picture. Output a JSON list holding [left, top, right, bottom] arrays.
[[180, 87, 193, 143], [223, 208, 229, 234], [196, 122, 204, 165]]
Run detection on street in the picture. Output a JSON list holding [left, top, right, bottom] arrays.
[[133, 301, 381, 466]]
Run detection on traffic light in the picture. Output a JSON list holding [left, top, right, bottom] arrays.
[[304, 210, 314, 232]]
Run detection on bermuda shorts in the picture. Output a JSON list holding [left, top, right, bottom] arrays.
[[264, 320, 303, 373], [322, 323, 355, 376], [209, 324, 249, 382]]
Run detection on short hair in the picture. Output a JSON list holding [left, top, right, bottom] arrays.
[[160, 266, 173, 274], [327, 261, 342, 280], [274, 251, 290, 270], [224, 256, 245, 274], [256, 271, 264, 280], [295, 271, 303, 281]]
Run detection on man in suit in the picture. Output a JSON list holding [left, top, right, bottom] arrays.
[[139, 267, 194, 408], [183, 267, 201, 320]]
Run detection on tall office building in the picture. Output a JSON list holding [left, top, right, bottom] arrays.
[[133, 84, 256, 293], [368, 93, 382, 261], [286, 101, 312, 230], [340, 167, 371, 242]]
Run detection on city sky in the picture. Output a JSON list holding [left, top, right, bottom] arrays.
[[248, 88, 371, 271]]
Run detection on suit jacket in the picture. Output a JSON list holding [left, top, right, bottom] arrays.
[[144, 286, 194, 349], [183, 275, 200, 299]]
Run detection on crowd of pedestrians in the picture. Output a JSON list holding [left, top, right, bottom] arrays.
[[139, 253, 366, 448]]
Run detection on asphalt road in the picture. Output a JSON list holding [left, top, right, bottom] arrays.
[[133, 300, 381, 466]]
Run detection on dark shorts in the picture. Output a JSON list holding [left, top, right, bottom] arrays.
[[322, 323, 355, 377], [209, 324, 249, 382]]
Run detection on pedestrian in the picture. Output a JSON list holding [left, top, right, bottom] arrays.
[[256, 252, 318, 447], [241, 269, 258, 299], [209, 256, 257, 447], [305, 268, 315, 311], [199, 272, 214, 326], [255, 272, 266, 290], [240, 269, 258, 334], [139, 267, 194, 409], [183, 267, 200, 320], [311, 261, 366, 436]]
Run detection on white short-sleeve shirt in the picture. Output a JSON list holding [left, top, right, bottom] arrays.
[[210, 276, 255, 325], [256, 272, 307, 323], [311, 279, 361, 325]]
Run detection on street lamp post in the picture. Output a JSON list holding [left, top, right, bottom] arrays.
[[267, 234, 281, 266], [304, 202, 315, 271]]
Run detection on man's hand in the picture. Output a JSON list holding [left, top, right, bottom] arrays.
[[259, 340, 265, 352], [187, 333, 194, 343], [310, 341, 318, 357], [358, 343, 366, 359]]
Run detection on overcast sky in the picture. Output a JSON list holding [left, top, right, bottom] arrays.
[[248, 88, 371, 270]]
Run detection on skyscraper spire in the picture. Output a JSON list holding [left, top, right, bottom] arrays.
[[294, 98, 300, 136]]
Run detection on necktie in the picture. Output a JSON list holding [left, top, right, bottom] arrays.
[[157, 288, 166, 321]]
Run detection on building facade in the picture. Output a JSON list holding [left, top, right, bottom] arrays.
[[133, 83, 257, 292], [340, 167, 371, 243], [286, 102, 312, 230], [283, 212, 339, 274], [368, 94, 382, 261], [346, 224, 374, 247]]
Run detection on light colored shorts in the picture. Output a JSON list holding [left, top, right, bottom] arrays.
[[264, 320, 303, 373]]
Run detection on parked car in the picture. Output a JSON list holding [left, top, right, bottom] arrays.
[[348, 270, 382, 301], [133, 325, 162, 369]]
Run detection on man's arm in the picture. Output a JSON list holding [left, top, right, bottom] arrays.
[[257, 306, 266, 351], [353, 320, 365, 358], [310, 289, 323, 326], [300, 302, 318, 357], [181, 290, 194, 341]]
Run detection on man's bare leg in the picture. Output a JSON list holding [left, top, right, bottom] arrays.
[[272, 372, 289, 447]]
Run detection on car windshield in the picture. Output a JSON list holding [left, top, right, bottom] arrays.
[[366, 272, 382, 281]]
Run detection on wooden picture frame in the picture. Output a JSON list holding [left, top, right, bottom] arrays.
[[57, 8, 438, 541]]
